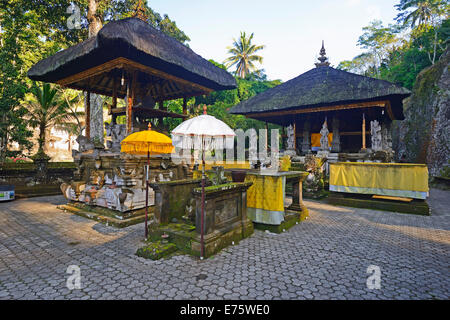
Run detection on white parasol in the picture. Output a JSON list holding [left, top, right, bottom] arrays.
[[171, 105, 236, 259]]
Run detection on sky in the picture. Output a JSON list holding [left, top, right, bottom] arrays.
[[149, 0, 401, 81]]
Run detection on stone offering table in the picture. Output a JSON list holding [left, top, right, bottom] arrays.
[[224, 170, 309, 233], [144, 181, 254, 259]]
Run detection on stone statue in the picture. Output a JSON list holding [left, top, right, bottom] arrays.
[[75, 135, 95, 152], [286, 125, 295, 150], [248, 128, 258, 164], [105, 123, 127, 152], [320, 120, 329, 151], [371, 120, 382, 151]]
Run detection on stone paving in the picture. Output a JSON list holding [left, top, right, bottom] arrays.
[[0, 192, 449, 300]]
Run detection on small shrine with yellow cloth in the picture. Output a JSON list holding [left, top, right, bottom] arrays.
[[195, 168, 309, 232], [330, 162, 429, 199]]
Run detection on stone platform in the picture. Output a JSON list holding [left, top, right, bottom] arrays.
[[327, 192, 430, 215], [252, 207, 309, 234], [57, 201, 153, 228]]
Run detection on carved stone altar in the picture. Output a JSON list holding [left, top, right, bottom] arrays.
[[61, 141, 187, 223]]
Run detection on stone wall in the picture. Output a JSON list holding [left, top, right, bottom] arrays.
[[393, 48, 449, 177], [0, 162, 76, 187]]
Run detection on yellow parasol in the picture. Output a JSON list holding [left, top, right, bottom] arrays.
[[121, 123, 174, 239]]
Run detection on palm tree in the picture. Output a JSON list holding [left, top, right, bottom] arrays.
[[25, 83, 84, 158], [224, 32, 265, 78], [395, 0, 440, 29], [395, 0, 448, 64]]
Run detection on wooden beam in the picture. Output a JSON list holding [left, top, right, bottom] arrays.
[[362, 113, 366, 150], [182, 97, 188, 119], [85, 91, 91, 139], [245, 100, 389, 118], [158, 100, 166, 111], [56, 57, 213, 96], [111, 77, 118, 123], [385, 100, 395, 121], [126, 80, 132, 134]]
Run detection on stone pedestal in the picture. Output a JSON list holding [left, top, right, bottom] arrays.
[[286, 172, 309, 212], [192, 182, 254, 258], [284, 149, 297, 156]]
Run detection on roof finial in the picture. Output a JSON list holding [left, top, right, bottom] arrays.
[[148, 122, 152, 130], [134, 0, 148, 22], [203, 105, 207, 115], [315, 40, 330, 68]]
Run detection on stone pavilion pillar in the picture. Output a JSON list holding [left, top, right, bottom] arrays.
[[331, 116, 341, 153], [301, 121, 311, 154]]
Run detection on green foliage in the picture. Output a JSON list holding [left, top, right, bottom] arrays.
[[0, 0, 191, 159], [224, 32, 265, 78], [193, 62, 282, 131], [338, 0, 449, 89], [25, 82, 84, 156], [0, 2, 39, 162]]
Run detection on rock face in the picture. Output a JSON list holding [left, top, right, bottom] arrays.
[[393, 49, 449, 176]]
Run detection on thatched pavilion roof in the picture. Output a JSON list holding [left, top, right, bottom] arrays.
[[229, 66, 410, 123], [28, 18, 236, 100]]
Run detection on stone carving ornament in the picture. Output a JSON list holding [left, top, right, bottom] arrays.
[[286, 124, 295, 150], [320, 120, 329, 151], [371, 120, 382, 151], [105, 123, 127, 152]]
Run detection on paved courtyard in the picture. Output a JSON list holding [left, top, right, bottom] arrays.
[[0, 191, 449, 300]]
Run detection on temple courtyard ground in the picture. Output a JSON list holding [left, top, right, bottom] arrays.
[[0, 190, 448, 300]]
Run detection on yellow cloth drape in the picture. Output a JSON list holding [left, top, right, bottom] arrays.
[[311, 133, 333, 148], [330, 162, 429, 192], [246, 175, 285, 212]]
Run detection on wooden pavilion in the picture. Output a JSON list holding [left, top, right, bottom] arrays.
[[229, 43, 410, 156], [26, 16, 237, 218], [28, 17, 236, 135]]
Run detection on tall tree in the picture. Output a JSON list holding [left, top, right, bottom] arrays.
[[224, 32, 265, 78], [0, 2, 38, 162], [85, 0, 104, 147], [357, 20, 399, 76], [395, 0, 449, 64]]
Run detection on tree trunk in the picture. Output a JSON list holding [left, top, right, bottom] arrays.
[[86, 0, 104, 147], [87, 0, 102, 37], [39, 123, 46, 152], [0, 113, 7, 163]]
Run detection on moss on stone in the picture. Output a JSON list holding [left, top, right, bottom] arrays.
[[136, 241, 178, 260], [327, 193, 430, 215], [148, 223, 197, 255]]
